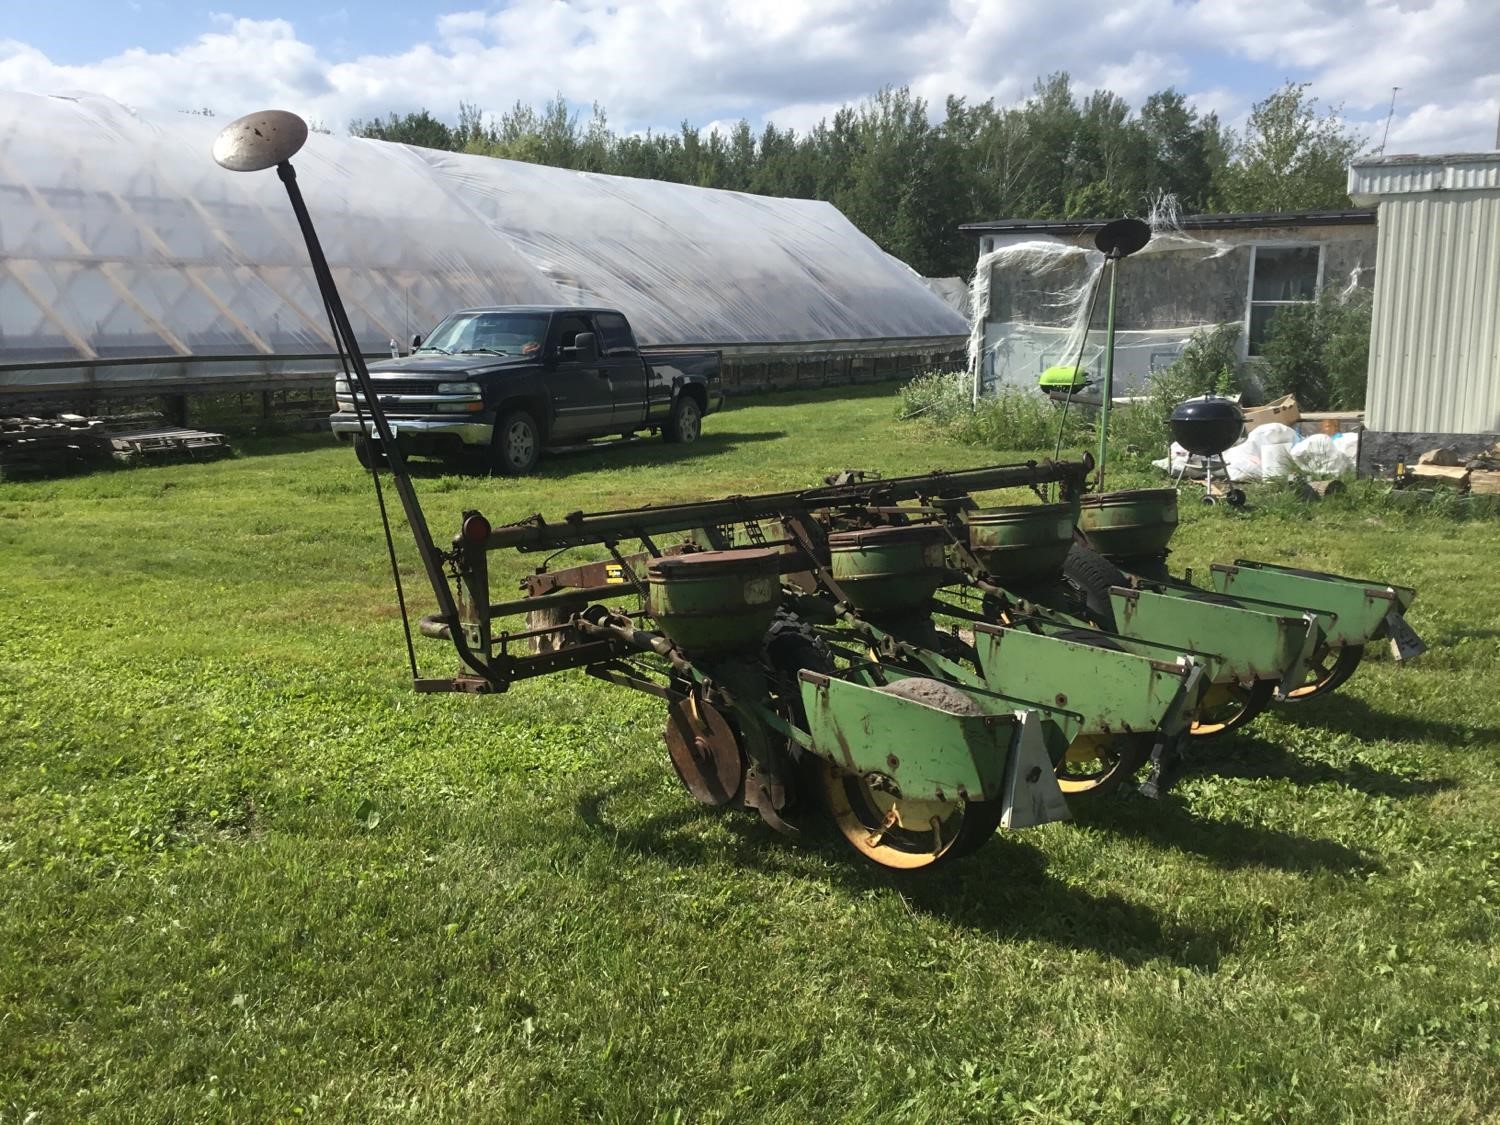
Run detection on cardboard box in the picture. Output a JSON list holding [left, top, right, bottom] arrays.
[[1244, 394, 1300, 432]]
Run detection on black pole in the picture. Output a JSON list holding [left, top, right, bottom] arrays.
[[274, 160, 490, 681]]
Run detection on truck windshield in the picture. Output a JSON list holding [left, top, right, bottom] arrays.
[[418, 312, 549, 356]]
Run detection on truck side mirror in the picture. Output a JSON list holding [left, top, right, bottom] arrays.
[[571, 332, 598, 362], [411, 333, 423, 349]]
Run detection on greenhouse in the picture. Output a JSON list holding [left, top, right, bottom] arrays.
[[0, 91, 967, 403]]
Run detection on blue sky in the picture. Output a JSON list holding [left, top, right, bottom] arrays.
[[17, 2, 435, 62], [3, 1, 1497, 152]]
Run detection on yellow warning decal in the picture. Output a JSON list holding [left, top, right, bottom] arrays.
[[605, 564, 625, 584]]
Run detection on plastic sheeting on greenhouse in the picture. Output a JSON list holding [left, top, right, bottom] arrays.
[[965, 202, 1237, 397], [0, 91, 967, 392]]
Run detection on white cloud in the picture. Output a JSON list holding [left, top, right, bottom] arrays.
[[0, 1, 1495, 152]]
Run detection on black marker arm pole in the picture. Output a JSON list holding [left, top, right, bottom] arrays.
[[1089, 217, 1151, 492], [274, 160, 490, 683], [1096, 254, 1120, 492]]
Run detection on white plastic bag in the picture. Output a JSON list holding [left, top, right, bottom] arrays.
[[1289, 433, 1356, 477], [1245, 422, 1298, 449], [1224, 439, 1262, 482], [1261, 441, 1297, 479]]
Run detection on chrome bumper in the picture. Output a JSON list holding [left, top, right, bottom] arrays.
[[330, 413, 494, 446]]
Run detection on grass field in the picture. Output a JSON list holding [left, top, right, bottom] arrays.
[[3, 385, 1499, 1122]]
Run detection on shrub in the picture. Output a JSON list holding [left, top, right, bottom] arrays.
[[1164, 322, 1246, 400], [896, 370, 980, 428], [1106, 323, 1246, 458], [1260, 288, 1371, 411]]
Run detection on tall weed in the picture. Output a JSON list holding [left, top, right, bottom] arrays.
[[898, 371, 1091, 452]]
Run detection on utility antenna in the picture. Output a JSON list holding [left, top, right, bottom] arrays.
[[1379, 87, 1399, 154]]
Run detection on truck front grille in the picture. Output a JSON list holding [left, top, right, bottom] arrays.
[[363, 379, 442, 395]]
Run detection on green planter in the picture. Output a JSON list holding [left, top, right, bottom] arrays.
[[646, 548, 782, 657], [1078, 488, 1178, 559], [965, 502, 1078, 583], [828, 524, 950, 615]]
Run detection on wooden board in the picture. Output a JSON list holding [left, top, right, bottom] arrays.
[[1410, 464, 1470, 487], [1470, 470, 1500, 496]]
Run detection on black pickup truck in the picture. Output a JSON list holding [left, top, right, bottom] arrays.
[[330, 306, 723, 474]]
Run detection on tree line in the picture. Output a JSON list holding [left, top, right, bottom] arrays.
[[350, 76, 1364, 278]]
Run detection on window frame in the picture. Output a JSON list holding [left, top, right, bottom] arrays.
[[593, 312, 637, 358], [1243, 241, 1325, 359], [549, 313, 595, 362]]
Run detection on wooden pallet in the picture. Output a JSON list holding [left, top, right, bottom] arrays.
[[0, 413, 233, 479], [0, 415, 114, 481], [107, 424, 233, 463]]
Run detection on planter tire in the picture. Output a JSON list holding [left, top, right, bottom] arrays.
[[1063, 542, 1130, 631]]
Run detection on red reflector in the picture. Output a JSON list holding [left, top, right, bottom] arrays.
[[461, 513, 491, 546]]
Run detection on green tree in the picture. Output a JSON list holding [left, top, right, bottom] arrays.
[[1138, 89, 1227, 212], [349, 109, 454, 150], [343, 76, 1365, 281], [1218, 83, 1364, 212]]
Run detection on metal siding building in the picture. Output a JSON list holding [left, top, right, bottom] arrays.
[[1350, 154, 1500, 438]]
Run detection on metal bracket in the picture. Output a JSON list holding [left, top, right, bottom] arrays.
[[1000, 711, 1071, 829]]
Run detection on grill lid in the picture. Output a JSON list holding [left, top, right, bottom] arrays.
[[1169, 395, 1244, 456]]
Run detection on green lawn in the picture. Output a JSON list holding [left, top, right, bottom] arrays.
[[2, 386, 1498, 1121]]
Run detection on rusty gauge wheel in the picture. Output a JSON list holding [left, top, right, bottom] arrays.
[[1277, 644, 1365, 703], [816, 678, 1004, 870], [1054, 731, 1153, 796], [1188, 679, 1275, 737], [663, 694, 745, 806]]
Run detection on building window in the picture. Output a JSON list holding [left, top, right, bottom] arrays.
[[1246, 245, 1322, 356]]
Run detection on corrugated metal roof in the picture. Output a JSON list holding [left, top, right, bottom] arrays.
[[960, 210, 1375, 236], [1366, 192, 1500, 434], [1350, 153, 1500, 202]]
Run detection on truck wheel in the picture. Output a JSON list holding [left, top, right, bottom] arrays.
[[664, 395, 702, 444], [352, 435, 386, 471], [492, 410, 541, 475]]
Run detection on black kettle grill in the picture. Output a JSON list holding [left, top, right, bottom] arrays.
[[1169, 395, 1245, 505]]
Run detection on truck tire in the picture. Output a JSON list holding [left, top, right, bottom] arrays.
[[352, 435, 386, 471], [492, 410, 541, 475], [664, 394, 702, 445]]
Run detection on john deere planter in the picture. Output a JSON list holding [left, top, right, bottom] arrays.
[[219, 109, 1423, 871]]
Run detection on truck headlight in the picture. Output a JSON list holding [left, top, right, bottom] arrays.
[[334, 379, 351, 394], [437, 382, 481, 395]]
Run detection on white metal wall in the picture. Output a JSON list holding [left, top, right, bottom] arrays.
[[1365, 191, 1500, 434]]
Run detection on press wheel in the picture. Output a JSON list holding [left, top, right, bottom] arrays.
[[1055, 731, 1153, 796], [1277, 644, 1364, 703], [663, 694, 744, 806], [1188, 679, 1275, 737], [815, 677, 1003, 870], [1048, 628, 1153, 796]]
